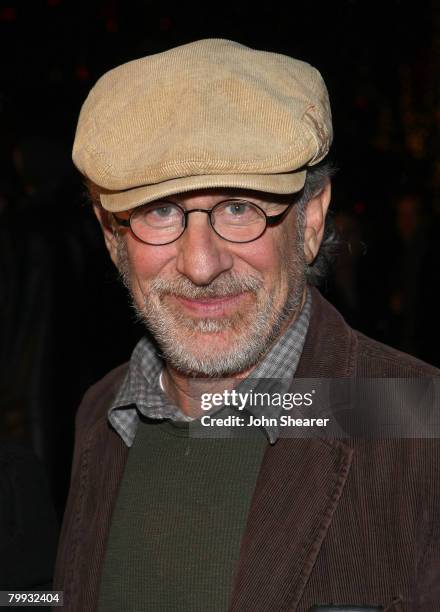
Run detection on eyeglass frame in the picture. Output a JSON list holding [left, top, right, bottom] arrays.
[[112, 198, 296, 246]]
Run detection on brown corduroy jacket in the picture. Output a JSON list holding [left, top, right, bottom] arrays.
[[53, 289, 440, 611]]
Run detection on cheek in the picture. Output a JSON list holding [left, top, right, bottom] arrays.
[[234, 227, 292, 281], [124, 236, 176, 281]]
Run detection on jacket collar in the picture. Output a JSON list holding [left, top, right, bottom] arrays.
[[295, 287, 357, 379]]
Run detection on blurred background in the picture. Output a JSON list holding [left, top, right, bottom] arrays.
[[0, 0, 439, 520]]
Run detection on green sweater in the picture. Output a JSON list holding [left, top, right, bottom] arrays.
[[98, 414, 267, 612]]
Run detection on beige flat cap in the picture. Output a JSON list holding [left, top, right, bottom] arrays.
[[73, 38, 333, 212]]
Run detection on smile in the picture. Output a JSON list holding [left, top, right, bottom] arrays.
[[170, 293, 249, 318]]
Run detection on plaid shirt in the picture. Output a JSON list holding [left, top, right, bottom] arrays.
[[108, 290, 312, 446]]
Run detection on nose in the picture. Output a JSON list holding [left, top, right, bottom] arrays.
[[175, 210, 233, 285]]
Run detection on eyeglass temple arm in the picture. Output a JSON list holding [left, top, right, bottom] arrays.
[[112, 215, 130, 227], [265, 202, 295, 226]]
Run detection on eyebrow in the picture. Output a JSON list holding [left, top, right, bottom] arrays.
[[163, 194, 288, 208]]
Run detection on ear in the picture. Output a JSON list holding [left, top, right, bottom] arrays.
[[93, 203, 120, 267], [303, 179, 332, 264]]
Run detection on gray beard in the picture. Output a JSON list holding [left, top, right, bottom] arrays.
[[116, 237, 306, 377]]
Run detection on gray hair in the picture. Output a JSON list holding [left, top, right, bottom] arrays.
[[294, 159, 338, 286]]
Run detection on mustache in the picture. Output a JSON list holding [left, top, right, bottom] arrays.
[[149, 273, 263, 299]]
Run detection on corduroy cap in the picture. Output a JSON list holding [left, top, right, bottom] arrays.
[[73, 39, 333, 212]]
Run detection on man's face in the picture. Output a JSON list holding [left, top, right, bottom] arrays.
[[113, 189, 307, 377]]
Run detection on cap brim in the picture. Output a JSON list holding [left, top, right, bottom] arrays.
[[99, 171, 306, 212]]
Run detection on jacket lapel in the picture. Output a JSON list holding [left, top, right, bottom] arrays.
[[229, 437, 353, 611], [75, 418, 129, 611], [229, 289, 357, 611], [56, 413, 129, 611]]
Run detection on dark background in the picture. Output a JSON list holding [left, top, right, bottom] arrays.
[[0, 0, 439, 518]]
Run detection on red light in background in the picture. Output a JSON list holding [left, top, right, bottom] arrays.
[[75, 65, 90, 81], [355, 95, 368, 110], [160, 17, 172, 31], [354, 201, 366, 214], [105, 18, 118, 32], [0, 7, 16, 21]]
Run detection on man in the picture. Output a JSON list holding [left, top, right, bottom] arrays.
[[54, 39, 439, 611]]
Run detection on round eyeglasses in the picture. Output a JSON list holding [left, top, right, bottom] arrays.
[[113, 198, 295, 245]]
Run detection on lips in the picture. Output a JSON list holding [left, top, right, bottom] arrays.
[[169, 292, 249, 317]]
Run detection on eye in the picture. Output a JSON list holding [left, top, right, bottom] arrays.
[[135, 202, 182, 227], [225, 202, 251, 216], [214, 200, 263, 225], [153, 205, 174, 217], [148, 203, 180, 219]]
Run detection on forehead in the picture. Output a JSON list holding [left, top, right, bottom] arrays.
[[158, 187, 297, 206]]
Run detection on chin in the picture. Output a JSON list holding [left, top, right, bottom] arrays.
[[158, 326, 268, 377]]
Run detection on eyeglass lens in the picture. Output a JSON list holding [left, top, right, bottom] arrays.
[[130, 200, 272, 244]]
